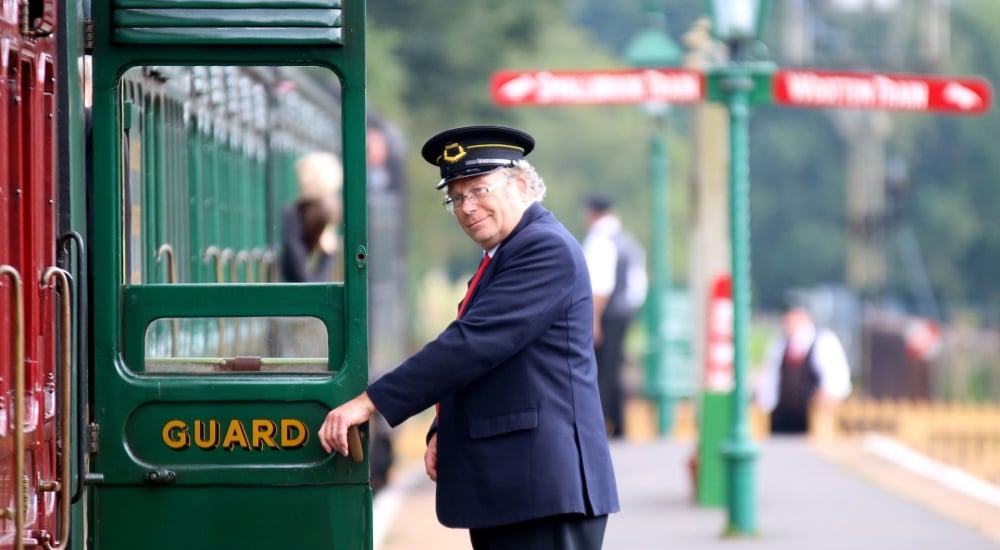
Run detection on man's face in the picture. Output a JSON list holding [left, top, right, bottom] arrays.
[[782, 307, 811, 336], [585, 208, 602, 227], [446, 170, 528, 250]]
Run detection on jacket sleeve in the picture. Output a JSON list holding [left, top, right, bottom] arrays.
[[814, 330, 852, 399], [368, 224, 579, 427]]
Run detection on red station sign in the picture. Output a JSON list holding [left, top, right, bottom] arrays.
[[773, 69, 993, 114], [491, 68, 705, 107]]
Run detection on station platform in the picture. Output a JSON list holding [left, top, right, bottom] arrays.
[[372, 410, 1000, 549]]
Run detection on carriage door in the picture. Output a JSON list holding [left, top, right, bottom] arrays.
[[2, 26, 75, 549], [86, 2, 370, 549]]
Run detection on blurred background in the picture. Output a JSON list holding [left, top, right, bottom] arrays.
[[361, 0, 1000, 496], [368, 0, 1000, 400]]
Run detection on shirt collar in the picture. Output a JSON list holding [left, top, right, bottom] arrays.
[[788, 323, 817, 355]]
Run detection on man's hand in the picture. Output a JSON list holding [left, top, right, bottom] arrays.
[[592, 293, 609, 346], [811, 388, 841, 410], [319, 392, 377, 456], [424, 433, 438, 482]]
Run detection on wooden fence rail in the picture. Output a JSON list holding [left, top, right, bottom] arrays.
[[811, 398, 1000, 485]]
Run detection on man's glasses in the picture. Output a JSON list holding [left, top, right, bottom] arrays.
[[443, 185, 492, 213]]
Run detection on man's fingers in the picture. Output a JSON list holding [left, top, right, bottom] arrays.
[[319, 425, 333, 454], [319, 418, 348, 456], [332, 424, 347, 456], [319, 394, 378, 458]]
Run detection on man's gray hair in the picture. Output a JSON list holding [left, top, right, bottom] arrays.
[[502, 161, 546, 203]]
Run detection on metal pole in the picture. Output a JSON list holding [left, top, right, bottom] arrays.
[[645, 113, 673, 434], [720, 59, 758, 535]]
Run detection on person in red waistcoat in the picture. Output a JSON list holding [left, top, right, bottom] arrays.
[[755, 296, 853, 434]]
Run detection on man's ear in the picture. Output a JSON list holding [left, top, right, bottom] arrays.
[[511, 175, 529, 195]]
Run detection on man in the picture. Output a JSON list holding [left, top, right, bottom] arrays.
[[582, 195, 648, 439], [755, 298, 852, 434], [320, 125, 618, 549]]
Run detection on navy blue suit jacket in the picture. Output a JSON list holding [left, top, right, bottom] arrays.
[[367, 202, 619, 529]]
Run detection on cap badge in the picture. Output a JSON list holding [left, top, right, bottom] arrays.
[[442, 142, 467, 163]]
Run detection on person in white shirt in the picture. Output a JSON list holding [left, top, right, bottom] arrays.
[[755, 300, 852, 434], [582, 195, 648, 439]]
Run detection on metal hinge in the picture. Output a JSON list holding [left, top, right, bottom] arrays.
[[88, 422, 100, 454], [84, 19, 94, 53]]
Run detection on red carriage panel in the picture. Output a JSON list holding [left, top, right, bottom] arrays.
[[1, 1, 62, 543], [1, 42, 25, 550]]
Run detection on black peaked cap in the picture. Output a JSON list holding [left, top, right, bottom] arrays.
[[421, 125, 535, 189]]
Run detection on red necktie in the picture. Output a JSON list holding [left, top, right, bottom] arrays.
[[437, 253, 491, 419], [457, 253, 491, 319]]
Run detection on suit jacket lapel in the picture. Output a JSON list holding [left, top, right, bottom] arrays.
[[466, 203, 549, 310]]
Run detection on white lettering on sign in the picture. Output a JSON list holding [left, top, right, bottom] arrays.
[[492, 69, 704, 106], [774, 69, 992, 114], [780, 72, 928, 110]]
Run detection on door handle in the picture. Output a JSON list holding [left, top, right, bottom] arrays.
[[39, 267, 73, 550], [58, 231, 87, 504], [347, 425, 363, 463], [156, 244, 179, 356], [143, 469, 177, 484], [1, 265, 26, 550]]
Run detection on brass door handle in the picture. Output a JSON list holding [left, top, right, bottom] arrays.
[[347, 425, 364, 464]]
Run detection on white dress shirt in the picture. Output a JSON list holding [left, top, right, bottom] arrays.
[[582, 214, 647, 310], [755, 323, 852, 412]]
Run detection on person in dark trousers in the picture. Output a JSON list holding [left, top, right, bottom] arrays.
[[320, 126, 618, 549], [582, 194, 647, 439], [279, 151, 342, 283], [755, 298, 853, 434]]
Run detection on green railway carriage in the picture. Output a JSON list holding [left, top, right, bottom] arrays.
[[1, 0, 372, 548]]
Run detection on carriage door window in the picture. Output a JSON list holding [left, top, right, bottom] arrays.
[[120, 66, 345, 376]]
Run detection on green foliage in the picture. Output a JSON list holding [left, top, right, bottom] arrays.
[[366, 0, 691, 281], [749, 319, 779, 374], [885, 0, 1000, 308], [748, 107, 846, 308], [365, 17, 408, 122], [748, 0, 1000, 313], [367, 0, 564, 125], [365, 0, 1000, 318], [569, 0, 706, 56]]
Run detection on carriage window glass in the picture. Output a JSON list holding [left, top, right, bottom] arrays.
[[119, 65, 345, 286], [143, 316, 330, 374]]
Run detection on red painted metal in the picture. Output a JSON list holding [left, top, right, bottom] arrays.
[[773, 69, 993, 114], [491, 68, 705, 107], [705, 274, 734, 393], [1, 0, 62, 542]]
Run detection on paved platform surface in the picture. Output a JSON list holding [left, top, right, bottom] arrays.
[[373, 435, 1000, 549]]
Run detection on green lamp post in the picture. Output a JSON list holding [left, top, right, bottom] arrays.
[[706, 0, 771, 536], [623, 0, 683, 435]]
